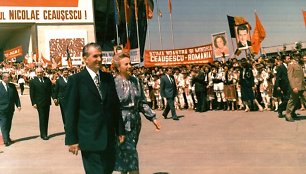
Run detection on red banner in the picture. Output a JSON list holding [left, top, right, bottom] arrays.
[[4, 46, 23, 60], [0, 0, 79, 7], [144, 44, 213, 67]]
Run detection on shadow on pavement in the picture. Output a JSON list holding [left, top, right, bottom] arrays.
[[13, 135, 39, 143], [153, 172, 169, 174], [49, 132, 65, 139]]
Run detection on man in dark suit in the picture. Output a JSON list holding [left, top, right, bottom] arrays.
[[191, 65, 207, 112], [274, 55, 290, 118], [0, 72, 21, 146], [53, 68, 69, 126], [65, 42, 125, 174], [160, 68, 179, 120], [29, 67, 53, 140]]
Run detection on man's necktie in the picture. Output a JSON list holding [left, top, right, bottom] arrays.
[[94, 74, 102, 98]]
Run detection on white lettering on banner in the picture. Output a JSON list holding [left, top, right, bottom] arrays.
[[150, 55, 185, 62], [0, 0, 94, 23], [187, 52, 212, 60]]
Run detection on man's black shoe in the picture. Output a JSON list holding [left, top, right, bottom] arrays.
[[172, 117, 179, 121], [41, 136, 49, 140]]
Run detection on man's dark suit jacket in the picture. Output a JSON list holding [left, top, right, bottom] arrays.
[[160, 74, 177, 99], [64, 69, 125, 151], [274, 63, 290, 92], [53, 76, 68, 104], [238, 40, 252, 48], [0, 82, 21, 113], [191, 71, 206, 93], [29, 77, 53, 106]]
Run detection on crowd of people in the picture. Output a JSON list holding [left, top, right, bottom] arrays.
[[0, 44, 305, 173], [1, 52, 306, 117]]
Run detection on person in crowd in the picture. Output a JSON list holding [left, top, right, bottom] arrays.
[[53, 68, 69, 127], [17, 75, 25, 95], [285, 55, 306, 122], [29, 67, 53, 140], [64, 42, 125, 174], [111, 52, 161, 174], [239, 58, 263, 112], [210, 66, 226, 110], [214, 35, 230, 57], [274, 55, 291, 118], [191, 65, 207, 112], [0, 72, 21, 146], [160, 67, 180, 120], [223, 64, 237, 110]]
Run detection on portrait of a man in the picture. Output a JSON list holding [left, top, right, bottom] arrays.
[[236, 24, 252, 50], [212, 32, 230, 58]]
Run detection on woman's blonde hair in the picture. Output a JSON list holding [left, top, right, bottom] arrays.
[[111, 52, 130, 72]]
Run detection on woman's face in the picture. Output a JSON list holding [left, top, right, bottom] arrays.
[[119, 57, 132, 76], [216, 37, 225, 48]]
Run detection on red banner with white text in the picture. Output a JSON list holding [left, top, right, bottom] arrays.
[[4, 46, 23, 60], [144, 44, 213, 67]]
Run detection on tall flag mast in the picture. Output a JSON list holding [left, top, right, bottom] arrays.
[[144, 0, 152, 50], [156, 0, 163, 50], [113, 0, 120, 45], [168, 0, 175, 49], [134, 0, 140, 50]]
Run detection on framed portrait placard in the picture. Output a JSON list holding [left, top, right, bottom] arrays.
[[211, 32, 230, 58], [235, 24, 252, 50]]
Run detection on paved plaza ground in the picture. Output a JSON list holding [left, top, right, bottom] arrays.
[[1, 89, 306, 174]]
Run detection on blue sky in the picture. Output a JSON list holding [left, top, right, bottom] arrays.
[[145, 0, 306, 52]]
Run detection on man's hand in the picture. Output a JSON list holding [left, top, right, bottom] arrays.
[[118, 135, 125, 144], [293, 88, 299, 94], [33, 104, 37, 109], [68, 144, 80, 155]]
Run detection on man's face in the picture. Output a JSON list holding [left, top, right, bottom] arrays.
[[2, 73, 10, 83], [238, 29, 248, 45], [62, 70, 69, 77], [36, 69, 44, 77], [84, 46, 102, 72]]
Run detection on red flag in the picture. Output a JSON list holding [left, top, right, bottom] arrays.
[[168, 0, 172, 14], [124, 39, 131, 52], [124, 0, 130, 23], [303, 10, 306, 26], [251, 13, 266, 54], [41, 53, 52, 66], [144, 0, 153, 19]]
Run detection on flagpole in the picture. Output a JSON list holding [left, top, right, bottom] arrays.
[[169, 12, 175, 49], [169, 0, 174, 49], [124, 0, 129, 42], [147, 19, 152, 50], [113, 0, 120, 45], [134, 0, 140, 51], [156, 0, 163, 50]]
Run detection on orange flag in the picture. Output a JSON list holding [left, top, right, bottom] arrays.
[[144, 0, 153, 19], [251, 13, 266, 54], [303, 10, 306, 26], [41, 53, 52, 65], [168, 0, 172, 14]]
